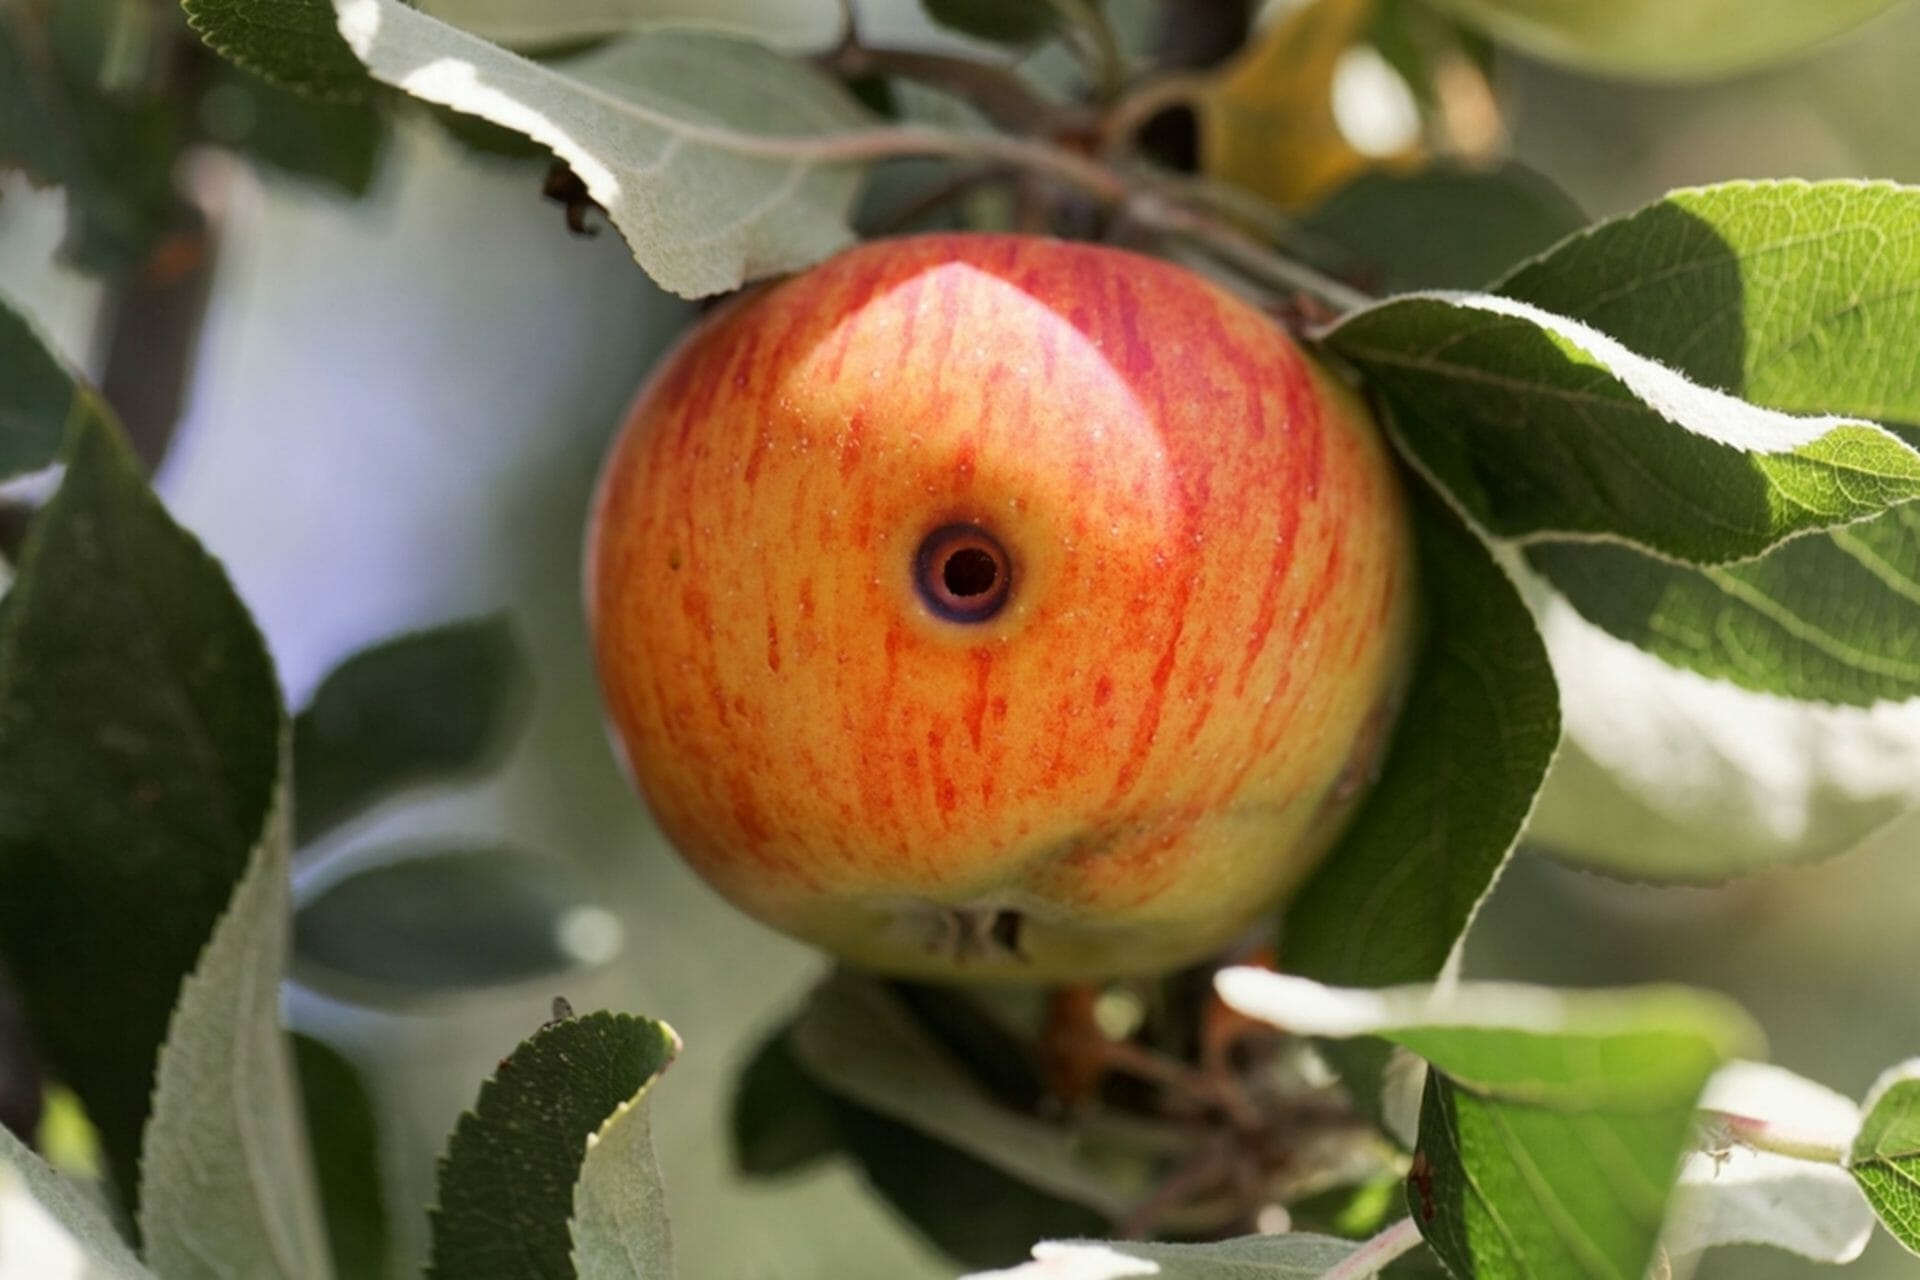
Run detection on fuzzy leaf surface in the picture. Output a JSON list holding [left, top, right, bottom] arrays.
[[0, 1126, 151, 1280], [1323, 292, 1920, 565], [137, 771, 332, 1280], [1497, 182, 1920, 704], [331, 0, 873, 297], [182, 0, 374, 99], [429, 1011, 679, 1279]]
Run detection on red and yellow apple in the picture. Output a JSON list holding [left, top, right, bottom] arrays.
[[588, 233, 1416, 982]]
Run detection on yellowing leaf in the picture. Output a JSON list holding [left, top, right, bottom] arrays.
[[1192, 0, 1412, 210]]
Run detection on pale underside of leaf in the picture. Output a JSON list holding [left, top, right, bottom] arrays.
[[137, 771, 332, 1280], [963, 1232, 1366, 1279], [1664, 1060, 1871, 1264], [569, 1058, 677, 1280], [0, 1128, 152, 1280], [332, 0, 872, 297]]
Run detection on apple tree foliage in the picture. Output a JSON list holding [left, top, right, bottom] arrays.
[[5, 0, 1920, 1278]]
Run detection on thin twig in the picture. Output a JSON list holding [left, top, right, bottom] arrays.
[[821, 43, 1068, 134], [1698, 1110, 1850, 1166], [1099, 73, 1206, 155], [1322, 1217, 1426, 1280], [1127, 190, 1376, 315]]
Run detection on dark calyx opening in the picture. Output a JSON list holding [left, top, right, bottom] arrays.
[[915, 523, 1013, 623]]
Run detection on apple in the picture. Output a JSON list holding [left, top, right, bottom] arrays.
[[588, 233, 1416, 982]]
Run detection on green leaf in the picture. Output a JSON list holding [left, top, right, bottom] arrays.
[[961, 1232, 1370, 1279], [789, 970, 1147, 1219], [0, 14, 188, 274], [1529, 525, 1920, 706], [332, 2, 875, 298], [293, 614, 528, 845], [1218, 972, 1760, 1280], [730, 1027, 842, 1179], [293, 845, 615, 1000], [0, 415, 281, 1213], [920, 0, 1060, 46], [0, 1124, 152, 1279], [200, 69, 391, 196], [1323, 293, 1920, 566], [137, 769, 332, 1280], [1848, 1059, 1920, 1254], [1425, 0, 1902, 81], [1297, 163, 1587, 294], [1494, 181, 1920, 705], [429, 1010, 679, 1280], [1496, 183, 1920, 425], [0, 295, 111, 482], [292, 1034, 389, 1280], [182, 0, 375, 101], [1279, 473, 1559, 987]]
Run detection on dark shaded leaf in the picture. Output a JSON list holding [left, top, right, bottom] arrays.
[[293, 614, 528, 845], [731, 1028, 841, 1179], [0, 413, 279, 1212], [0, 296, 111, 482], [428, 1011, 678, 1280], [1279, 468, 1559, 987], [1296, 162, 1585, 293], [181, 0, 373, 101], [919, 0, 1060, 46], [293, 1034, 389, 1280], [293, 845, 610, 1000]]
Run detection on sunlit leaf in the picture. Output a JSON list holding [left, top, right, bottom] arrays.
[[1494, 181, 1920, 705], [1219, 971, 1759, 1280], [0, 1126, 151, 1280], [1324, 292, 1920, 565], [1848, 1058, 1920, 1254]]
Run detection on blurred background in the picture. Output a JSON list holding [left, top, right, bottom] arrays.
[[4, 1, 1920, 1275]]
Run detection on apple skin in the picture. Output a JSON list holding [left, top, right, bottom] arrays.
[[588, 233, 1416, 982]]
